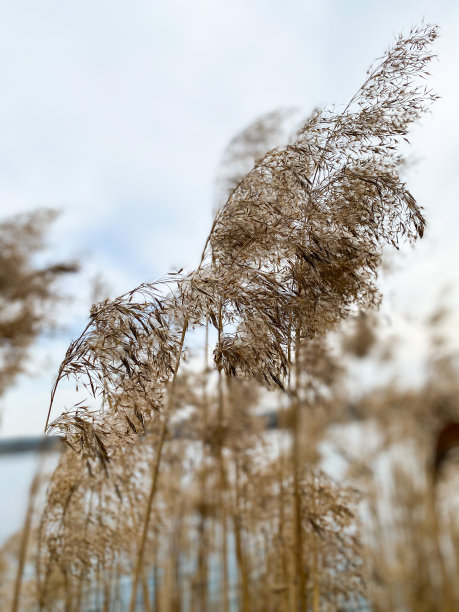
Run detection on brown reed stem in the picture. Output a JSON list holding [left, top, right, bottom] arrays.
[[11, 466, 41, 612], [128, 318, 188, 612], [292, 334, 306, 612], [276, 445, 291, 612], [233, 454, 250, 612], [427, 471, 454, 612], [216, 300, 230, 612], [193, 319, 210, 612], [311, 474, 320, 612]]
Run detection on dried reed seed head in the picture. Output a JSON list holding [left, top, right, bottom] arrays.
[[47, 24, 438, 457], [214, 108, 300, 211]]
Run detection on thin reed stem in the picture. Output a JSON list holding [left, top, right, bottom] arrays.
[[128, 319, 188, 612], [11, 467, 41, 612]]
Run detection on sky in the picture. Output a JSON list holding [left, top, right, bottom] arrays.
[[1, 0, 459, 437]]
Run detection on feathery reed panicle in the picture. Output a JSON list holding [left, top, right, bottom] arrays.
[[214, 108, 298, 211], [203, 23, 437, 388], [46, 276, 187, 458], [46, 24, 437, 457]]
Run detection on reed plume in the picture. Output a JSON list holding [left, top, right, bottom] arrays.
[[46, 24, 438, 459], [23, 23, 440, 612]]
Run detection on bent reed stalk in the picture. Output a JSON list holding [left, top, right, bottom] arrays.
[[33, 23, 439, 612]]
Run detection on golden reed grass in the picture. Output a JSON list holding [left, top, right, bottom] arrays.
[[0, 24, 445, 612]]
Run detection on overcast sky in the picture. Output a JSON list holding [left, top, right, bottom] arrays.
[[1, 0, 458, 437]]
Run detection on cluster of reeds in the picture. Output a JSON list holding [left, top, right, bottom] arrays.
[[0, 23, 445, 611], [3, 363, 365, 611], [328, 305, 459, 612]]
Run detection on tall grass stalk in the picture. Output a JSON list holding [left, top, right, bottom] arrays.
[[128, 319, 188, 612]]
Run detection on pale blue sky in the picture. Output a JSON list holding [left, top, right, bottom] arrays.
[[1, 0, 459, 436]]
